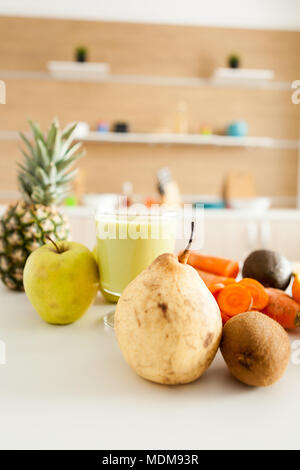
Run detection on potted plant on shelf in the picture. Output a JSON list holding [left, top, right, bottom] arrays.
[[75, 46, 88, 63], [228, 54, 241, 69]]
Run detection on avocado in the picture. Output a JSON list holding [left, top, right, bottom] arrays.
[[242, 249, 292, 290]]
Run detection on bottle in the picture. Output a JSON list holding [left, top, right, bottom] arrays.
[[175, 101, 189, 134], [122, 181, 133, 207]]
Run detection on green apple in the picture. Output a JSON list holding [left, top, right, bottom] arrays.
[[24, 240, 99, 325]]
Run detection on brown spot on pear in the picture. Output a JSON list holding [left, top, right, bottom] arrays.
[[115, 252, 222, 385], [204, 332, 214, 348]]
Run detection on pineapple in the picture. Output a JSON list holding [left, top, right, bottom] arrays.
[[0, 119, 84, 291]]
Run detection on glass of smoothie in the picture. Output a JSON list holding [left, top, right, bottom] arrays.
[[95, 208, 177, 328]]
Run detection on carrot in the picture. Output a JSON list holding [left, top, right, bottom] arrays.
[[239, 278, 269, 310], [187, 252, 239, 278], [221, 311, 232, 326], [292, 274, 300, 304], [209, 282, 226, 297], [262, 288, 300, 329], [217, 284, 253, 317], [208, 284, 232, 324], [196, 269, 236, 288]]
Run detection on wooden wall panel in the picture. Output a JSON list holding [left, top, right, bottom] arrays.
[[0, 140, 297, 200], [78, 144, 298, 198], [0, 17, 300, 80], [0, 16, 299, 202], [0, 81, 299, 138]]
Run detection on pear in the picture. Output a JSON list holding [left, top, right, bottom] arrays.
[[115, 230, 222, 385]]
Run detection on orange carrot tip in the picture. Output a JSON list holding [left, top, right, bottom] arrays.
[[292, 274, 300, 304], [239, 278, 269, 310], [217, 284, 253, 317]]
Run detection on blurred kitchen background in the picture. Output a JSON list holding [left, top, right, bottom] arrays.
[[0, 0, 300, 259]]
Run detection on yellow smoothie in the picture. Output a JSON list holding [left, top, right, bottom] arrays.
[[96, 213, 177, 302]]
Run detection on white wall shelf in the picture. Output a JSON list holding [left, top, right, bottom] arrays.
[[83, 132, 299, 149], [0, 70, 292, 91], [1, 130, 298, 150]]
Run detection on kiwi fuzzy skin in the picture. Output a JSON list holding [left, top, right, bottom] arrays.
[[220, 311, 291, 387]]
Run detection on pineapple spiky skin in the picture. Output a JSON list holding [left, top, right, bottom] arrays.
[[0, 118, 84, 291], [0, 201, 70, 291]]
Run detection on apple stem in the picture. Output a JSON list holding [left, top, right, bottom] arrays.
[[179, 220, 195, 264], [45, 235, 63, 254]]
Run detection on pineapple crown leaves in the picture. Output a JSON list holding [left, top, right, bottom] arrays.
[[18, 119, 85, 206]]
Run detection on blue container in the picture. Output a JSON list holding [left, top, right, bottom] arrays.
[[227, 121, 248, 137], [194, 201, 225, 210], [97, 122, 109, 133]]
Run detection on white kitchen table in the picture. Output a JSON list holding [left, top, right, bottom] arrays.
[[0, 283, 299, 451]]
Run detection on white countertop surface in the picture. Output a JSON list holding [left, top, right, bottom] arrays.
[[0, 284, 299, 450], [2, 204, 300, 221]]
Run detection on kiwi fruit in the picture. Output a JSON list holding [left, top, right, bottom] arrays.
[[220, 311, 290, 387], [242, 249, 292, 290]]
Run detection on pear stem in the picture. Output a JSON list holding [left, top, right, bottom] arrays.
[[179, 221, 195, 264], [45, 235, 63, 254]]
